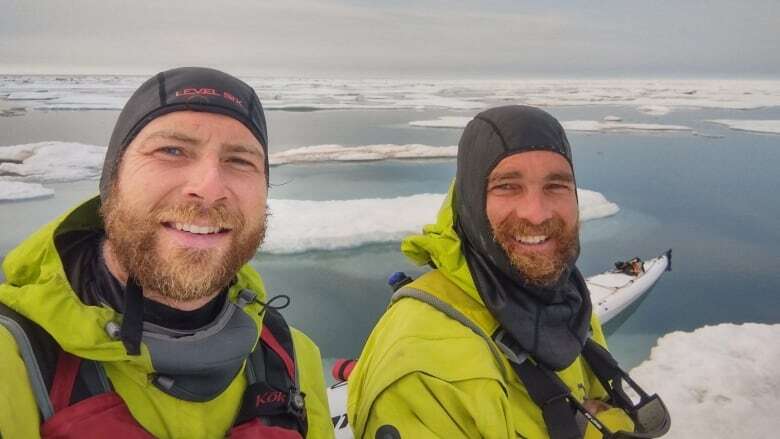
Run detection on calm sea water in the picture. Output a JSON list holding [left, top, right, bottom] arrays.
[[2, 105, 779, 371]]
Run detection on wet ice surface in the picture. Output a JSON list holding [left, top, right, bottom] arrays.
[[3, 75, 780, 112], [707, 119, 780, 134], [631, 323, 780, 438]]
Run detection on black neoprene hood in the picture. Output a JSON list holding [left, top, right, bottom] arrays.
[[455, 104, 576, 286], [454, 105, 591, 371], [99, 67, 268, 201]]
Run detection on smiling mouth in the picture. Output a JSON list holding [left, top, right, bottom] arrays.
[[162, 222, 231, 235], [514, 234, 550, 245]]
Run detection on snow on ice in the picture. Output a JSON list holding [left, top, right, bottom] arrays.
[[0, 142, 106, 182], [0, 142, 106, 201], [562, 120, 692, 133], [409, 116, 692, 133], [631, 323, 780, 438], [270, 144, 457, 166], [3, 76, 780, 113], [708, 119, 780, 135], [0, 181, 54, 201], [578, 189, 620, 221], [408, 116, 473, 128], [262, 189, 618, 254]]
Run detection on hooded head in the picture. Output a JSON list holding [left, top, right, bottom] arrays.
[[455, 105, 579, 292], [99, 66, 269, 201], [454, 105, 591, 370], [97, 67, 269, 356]]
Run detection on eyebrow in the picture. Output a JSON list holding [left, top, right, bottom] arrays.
[[224, 142, 264, 159], [488, 170, 574, 184], [545, 172, 575, 183], [488, 171, 523, 184], [143, 130, 201, 145], [142, 130, 264, 158]]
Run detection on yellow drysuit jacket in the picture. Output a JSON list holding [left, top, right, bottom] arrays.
[[347, 188, 633, 439], [0, 197, 334, 439]]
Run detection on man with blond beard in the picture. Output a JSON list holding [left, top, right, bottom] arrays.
[[348, 106, 651, 439], [0, 67, 333, 439]]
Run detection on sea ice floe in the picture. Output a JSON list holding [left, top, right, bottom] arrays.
[[0, 142, 106, 201], [408, 117, 693, 133], [0, 142, 106, 182], [263, 188, 618, 254], [707, 119, 780, 135], [0, 181, 54, 201], [631, 323, 780, 439], [562, 120, 692, 132], [4, 76, 779, 113], [6, 85, 132, 110], [42, 95, 129, 111], [578, 189, 620, 221], [408, 116, 473, 128], [270, 144, 457, 165], [6, 91, 56, 101]]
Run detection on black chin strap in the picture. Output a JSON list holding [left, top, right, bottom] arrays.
[[120, 277, 144, 356]]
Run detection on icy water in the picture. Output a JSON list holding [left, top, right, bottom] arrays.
[[2, 102, 779, 372]]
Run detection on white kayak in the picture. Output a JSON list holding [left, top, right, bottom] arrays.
[[327, 250, 672, 438]]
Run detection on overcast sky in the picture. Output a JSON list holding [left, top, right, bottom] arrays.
[[2, 0, 778, 78]]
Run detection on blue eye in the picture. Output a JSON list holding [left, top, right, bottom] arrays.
[[160, 146, 183, 156]]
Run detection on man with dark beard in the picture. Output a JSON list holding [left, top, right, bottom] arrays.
[[0, 67, 333, 439], [348, 106, 639, 438]]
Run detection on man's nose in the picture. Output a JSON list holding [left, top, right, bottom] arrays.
[[515, 190, 553, 225], [182, 157, 229, 205]]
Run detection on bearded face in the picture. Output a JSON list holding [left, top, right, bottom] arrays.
[[99, 110, 269, 303], [492, 214, 579, 287], [484, 151, 581, 288], [102, 190, 266, 302]]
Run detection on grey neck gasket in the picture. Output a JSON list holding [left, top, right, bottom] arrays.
[[141, 289, 260, 402]]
